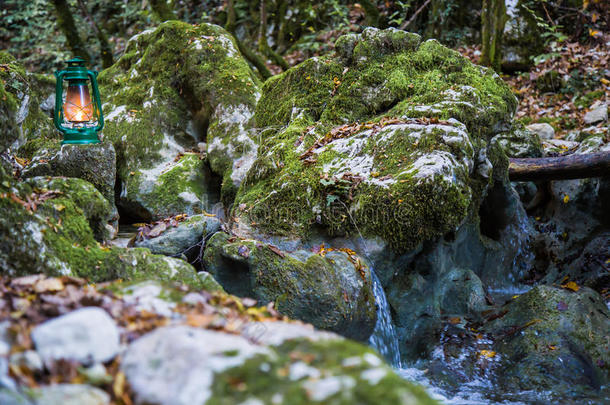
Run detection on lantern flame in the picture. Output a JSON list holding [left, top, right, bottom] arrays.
[[64, 84, 94, 123]]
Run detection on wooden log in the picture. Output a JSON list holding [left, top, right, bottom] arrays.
[[508, 151, 610, 181]]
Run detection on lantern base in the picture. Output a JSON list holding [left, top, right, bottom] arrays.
[[61, 128, 101, 145]]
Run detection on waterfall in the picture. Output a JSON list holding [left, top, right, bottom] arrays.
[[368, 269, 402, 368]]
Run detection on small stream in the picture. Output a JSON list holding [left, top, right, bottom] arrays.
[[368, 267, 530, 405]]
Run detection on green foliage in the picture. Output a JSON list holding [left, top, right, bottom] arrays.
[[521, 1, 568, 65]]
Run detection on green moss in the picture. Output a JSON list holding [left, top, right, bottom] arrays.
[[209, 338, 437, 405], [484, 285, 610, 394], [237, 28, 517, 252], [203, 232, 377, 341], [0, 175, 200, 287], [97, 21, 261, 218]]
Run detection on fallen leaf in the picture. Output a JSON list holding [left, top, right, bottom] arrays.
[[479, 350, 496, 358], [267, 244, 285, 258], [561, 281, 580, 292], [34, 278, 64, 293]]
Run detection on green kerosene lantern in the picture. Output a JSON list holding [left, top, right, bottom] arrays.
[[53, 58, 104, 144]]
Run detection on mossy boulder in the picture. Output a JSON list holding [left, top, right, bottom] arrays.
[[122, 324, 437, 405], [98, 21, 261, 219], [491, 125, 543, 158], [22, 143, 119, 230], [203, 232, 377, 341], [233, 28, 516, 252], [0, 172, 200, 287], [484, 285, 610, 397], [0, 52, 57, 157]]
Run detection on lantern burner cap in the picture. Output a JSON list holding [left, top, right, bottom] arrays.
[[66, 57, 86, 67]]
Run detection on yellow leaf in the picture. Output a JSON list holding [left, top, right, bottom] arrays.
[[563, 195, 570, 204], [589, 28, 601, 37], [548, 345, 557, 350], [479, 350, 496, 358], [601, 78, 610, 86], [562, 281, 580, 292], [113, 371, 126, 398]]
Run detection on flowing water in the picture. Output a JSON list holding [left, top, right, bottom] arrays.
[[368, 267, 533, 405], [368, 270, 402, 368]]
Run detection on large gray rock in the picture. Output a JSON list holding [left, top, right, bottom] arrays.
[[23, 143, 117, 209], [203, 232, 377, 341], [122, 326, 269, 405], [484, 285, 610, 396], [31, 307, 119, 366], [121, 325, 435, 405], [134, 214, 221, 256], [98, 21, 261, 219]]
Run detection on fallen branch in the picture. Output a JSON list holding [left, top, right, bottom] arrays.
[[509, 151, 610, 181], [400, 0, 432, 30]]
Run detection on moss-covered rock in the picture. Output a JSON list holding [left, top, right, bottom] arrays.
[[21, 143, 119, 231], [122, 324, 437, 405], [203, 232, 377, 341], [0, 73, 18, 154], [134, 214, 221, 257], [491, 125, 543, 158], [233, 28, 516, 252], [0, 52, 57, 157], [98, 21, 261, 219], [0, 173, 200, 287], [484, 285, 610, 397]]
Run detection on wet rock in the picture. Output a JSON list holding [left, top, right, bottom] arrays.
[[121, 325, 434, 405], [583, 101, 608, 124], [34, 384, 110, 405], [525, 123, 555, 140], [485, 285, 610, 396], [31, 307, 120, 366], [203, 232, 377, 341], [134, 214, 221, 257], [98, 21, 261, 219]]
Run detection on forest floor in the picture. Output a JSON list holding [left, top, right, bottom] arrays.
[[458, 41, 609, 139]]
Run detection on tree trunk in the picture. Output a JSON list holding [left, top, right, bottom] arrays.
[[258, 0, 289, 71], [481, 0, 507, 71], [149, 0, 177, 22], [225, 0, 236, 33], [359, 0, 380, 27], [50, 0, 90, 63], [508, 152, 610, 181], [76, 0, 113, 69]]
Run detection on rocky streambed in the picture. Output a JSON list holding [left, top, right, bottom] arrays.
[[0, 22, 608, 404]]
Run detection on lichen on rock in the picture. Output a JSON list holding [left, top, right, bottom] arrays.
[[98, 21, 261, 219], [203, 232, 377, 341], [234, 28, 517, 252], [0, 172, 200, 287]]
